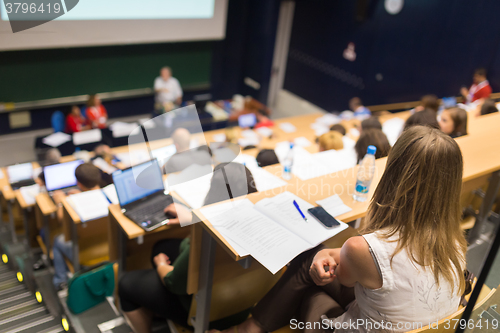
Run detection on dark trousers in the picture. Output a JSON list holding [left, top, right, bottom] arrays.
[[251, 245, 355, 333]]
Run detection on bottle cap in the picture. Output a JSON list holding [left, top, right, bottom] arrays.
[[367, 145, 377, 155], [289, 142, 294, 149]]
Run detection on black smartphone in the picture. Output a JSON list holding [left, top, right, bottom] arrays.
[[307, 206, 341, 229]]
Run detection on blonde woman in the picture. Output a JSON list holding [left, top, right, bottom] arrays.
[[217, 126, 466, 333]]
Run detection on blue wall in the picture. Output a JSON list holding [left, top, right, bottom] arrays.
[[284, 0, 500, 111]]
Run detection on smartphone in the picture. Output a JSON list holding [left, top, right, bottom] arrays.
[[307, 206, 340, 229]]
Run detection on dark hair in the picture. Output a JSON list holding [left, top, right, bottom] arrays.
[[355, 129, 391, 163], [361, 117, 382, 131], [420, 95, 440, 113], [474, 68, 487, 77], [204, 162, 257, 206], [404, 109, 440, 131], [75, 163, 102, 189], [445, 108, 468, 138], [87, 94, 98, 107], [329, 124, 346, 136], [256, 149, 279, 167], [480, 99, 498, 116]]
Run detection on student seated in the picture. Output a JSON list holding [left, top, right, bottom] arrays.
[[51, 163, 105, 289], [164, 128, 212, 174], [349, 97, 371, 118], [318, 131, 344, 152], [65, 105, 89, 134], [255, 110, 275, 129], [479, 99, 499, 116], [86, 94, 108, 129], [439, 108, 468, 138], [414, 94, 439, 114], [217, 126, 467, 333], [36, 148, 62, 187], [360, 117, 382, 133], [461, 67, 492, 104], [354, 129, 390, 163], [256, 149, 280, 167], [403, 109, 439, 131], [119, 162, 257, 332], [329, 124, 346, 136]]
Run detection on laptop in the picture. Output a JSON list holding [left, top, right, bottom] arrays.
[[44, 160, 84, 194], [238, 113, 257, 128], [7, 163, 35, 189], [112, 159, 174, 231]]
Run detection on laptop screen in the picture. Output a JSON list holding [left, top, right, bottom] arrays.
[[238, 113, 257, 128], [151, 144, 176, 168], [7, 163, 33, 183], [44, 160, 84, 191], [113, 159, 164, 206]]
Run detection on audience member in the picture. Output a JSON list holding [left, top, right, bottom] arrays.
[[255, 110, 275, 129], [51, 163, 103, 289], [65, 105, 89, 133], [360, 117, 382, 132], [119, 163, 257, 332], [349, 97, 371, 118], [414, 94, 440, 113], [354, 129, 391, 163], [318, 131, 344, 152], [36, 148, 62, 186], [439, 108, 468, 138], [164, 128, 212, 174], [461, 68, 492, 104], [86, 94, 108, 129], [154, 66, 183, 112], [403, 109, 440, 131], [329, 124, 346, 136], [480, 99, 499, 116], [218, 126, 466, 333], [256, 149, 280, 167], [224, 127, 239, 144]]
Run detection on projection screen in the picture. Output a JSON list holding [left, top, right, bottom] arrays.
[[0, 0, 227, 51]]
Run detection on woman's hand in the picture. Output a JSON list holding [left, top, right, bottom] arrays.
[[309, 249, 337, 286], [153, 253, 171, 267], [164, 203, 192, 225]]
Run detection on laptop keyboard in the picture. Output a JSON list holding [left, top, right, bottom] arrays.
[[127, 199, 168, 221]]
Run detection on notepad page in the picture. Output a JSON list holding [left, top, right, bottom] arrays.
[[204, 199, 311, 274], [20, 184, 41, 206], [102, 184, 119, 205], [251, 167, 287, 192], [73, 129, 102, 145], [254, 191, 349, 246], [168, 172, 213, 209], [67, 190, 110, 222], [316, 194, 352, 217]]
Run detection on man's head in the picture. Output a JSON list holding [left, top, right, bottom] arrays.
[[161, 67, 172, 81], [45, 148, 61, 166], [473, 68, 487, 84], [75, 163, 102, 191], [349, 97, 363, 111], [172, 128, 191, 153]]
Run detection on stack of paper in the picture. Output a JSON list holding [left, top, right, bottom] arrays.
[[212, 133, 226, 142], [200, 191, 348, 274], [73, 129, 102, 145], [67, 190, 111, 222], [43, 132, 72, 147], [102, 184, 119, 205], [316, 194, 352, 217], [279, 122, 297, 133], [293, 137, 312, 147], [19, 184, 40, 206], [255, 126, 273, 138], [382, 117, 405, 146], [251, 167, 287, 192], [139, 118, 155, 129], [92, 157, 118, 174], [110, 122, 140, 138], [115, 150, 151, 168]]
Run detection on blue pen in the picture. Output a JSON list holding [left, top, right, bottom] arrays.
[[293, 200, 308, 222]]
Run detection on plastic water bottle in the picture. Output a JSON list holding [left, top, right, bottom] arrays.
[[353, 145, 377, 202], [282, 143, 294, 180]]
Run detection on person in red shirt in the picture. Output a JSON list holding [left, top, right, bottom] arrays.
[[86, 94, 108, 129], [254, 110, 275, 129], [65, 105, 89, 133], [461, 68, 492, 104]]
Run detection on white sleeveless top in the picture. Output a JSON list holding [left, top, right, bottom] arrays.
[[329, 231, 462, 333]]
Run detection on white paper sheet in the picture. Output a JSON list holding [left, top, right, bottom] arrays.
[[312, 148, 357, 174], [279, 122, 297, 133], [168, 171, 213, 210], [92, 157, 118, 174], [237, 138, 260, 147], [139, 118, 156, 129], [102, 184, 119, 205], [241, 129, 259, 139], [342, 136, 356, 150], [42, 132, 72, 147], [19, 184, 40, 206], [110, 122, 139, 138], [73, 129, 102, 145], [251, 167, 287, 192], [315, 113, 341, 126], [294, 137, 312, 147], [382, 117, 405, 146], [233, 154, 259, 170], [255, 126, 273, 138], [316, 194, 352, 217], [212, 133, 226, 142], [67, 190, 110, 222], [274, 141, 294, 163], [115, 150, 151, 168]]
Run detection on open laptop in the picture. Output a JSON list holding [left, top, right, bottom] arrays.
[[44, 160, 84, 194], [112, 159, 174, 231], [238, 113, 257, 128], [7, 163, 35, 189]]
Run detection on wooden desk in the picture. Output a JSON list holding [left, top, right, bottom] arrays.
[[34, 193, 58, 254], [14, 189, 37, 247], [467, 112, 500, 136]]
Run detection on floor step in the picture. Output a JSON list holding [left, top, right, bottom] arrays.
[[0, 300, 41, 321], [0, 271, 16, 282], [0, 283, 26, 298], [0, 278, 20, 291], [2, 314, 59, 333], [0, 306, 49, 332], [0, 291, 33, 311]]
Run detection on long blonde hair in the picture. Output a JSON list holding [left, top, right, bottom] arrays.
[[362, 125, 466, 295]]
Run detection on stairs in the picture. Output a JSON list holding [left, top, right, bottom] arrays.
[[0, 262, 64, 333]]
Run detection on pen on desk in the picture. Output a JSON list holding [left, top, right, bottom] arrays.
[[293, 200, 308, 222]]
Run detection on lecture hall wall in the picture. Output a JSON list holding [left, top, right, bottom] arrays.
[[284, 0, 500, 111]]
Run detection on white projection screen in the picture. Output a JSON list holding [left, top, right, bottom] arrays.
[[0, 0, 227, 51]]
